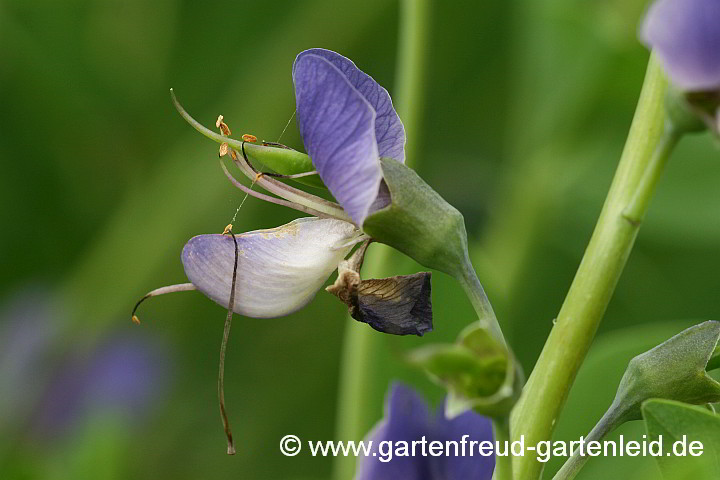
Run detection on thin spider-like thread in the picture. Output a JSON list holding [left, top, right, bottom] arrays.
[[277, 110, 296, 143], [230, 176, 257, 226]]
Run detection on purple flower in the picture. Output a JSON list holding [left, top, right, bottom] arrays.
[[641, 0, 720, 91], [152, 49, 435, 336], [293, 48, 406, 226], [356, 383, 495, 480], [32, 334, 169, 437], [138, 217, 431, 335], [182, 218, 361, 318]]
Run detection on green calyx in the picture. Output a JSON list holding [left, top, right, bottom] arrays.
[[665, 86, 719, 135], [362, 157, 470, 278]]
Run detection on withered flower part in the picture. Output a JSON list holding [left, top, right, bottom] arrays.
[[327, 241, 432, 336]]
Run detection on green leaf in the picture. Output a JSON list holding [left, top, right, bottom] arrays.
[[643, 399, 720, 479]]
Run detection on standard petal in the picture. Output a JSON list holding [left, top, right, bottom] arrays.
[[355, 383, 432, 480], [295, 49, 406, 162], [641, 0, 720, 91], [293, 53, 383, 225], [181, 218, 359, 318]]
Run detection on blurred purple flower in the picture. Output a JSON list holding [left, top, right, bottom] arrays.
[[0, 288, 169, 442], [641, 0, 720, 91], [32, 334, 169, 438], [356, 383, 495, 480], [0, 288, 61, 428], [293, 48, 405, 226]]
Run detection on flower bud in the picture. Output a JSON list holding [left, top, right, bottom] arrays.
[[408, 323, 522, 418], [609, 320, 720, 423]]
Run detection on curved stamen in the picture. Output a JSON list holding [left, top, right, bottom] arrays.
[[219, 161, 333, 219], [170, 89, 351, 223], [131, 283, 196, 324], [234, 145, 351, 222], [261, 170, 319, 179]]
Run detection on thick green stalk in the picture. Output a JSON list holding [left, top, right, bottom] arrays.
[[393, 0, 430, 165], [510, 56, 673, 480], [332, 1, 430, 479]]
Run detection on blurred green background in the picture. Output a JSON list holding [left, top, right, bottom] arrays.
[[1, 0, 719, 478]]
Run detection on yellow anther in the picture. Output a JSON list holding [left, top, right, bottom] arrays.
[[131, 315, 141, 325], [254, 172, 264, 182], [222, 224, 233, 235], [216, 114, 231, 136], [242, 134, 257, 143], [218, 142, 229, 157]]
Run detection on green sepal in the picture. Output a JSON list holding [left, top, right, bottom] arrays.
[[363, 157, 470, 277], [610, 320, 720, 423], [643, 399, 720, 480], [665, 86, 709, 134], [408, 324, 522, 418]]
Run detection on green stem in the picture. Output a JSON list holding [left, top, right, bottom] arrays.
[[492, 416, 513, 480], [393, 0, 430, 165], [458, 256, 505, 346], [459, 258, 513, 480], [551, 405, 628, 480], [510, 56, 676, 480], [623, 128, 680, 224], [332, 1, 430, 479]]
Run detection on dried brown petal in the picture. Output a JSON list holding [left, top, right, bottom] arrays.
[[326, 242, 432, 336], [352, 273, 432, 336]]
